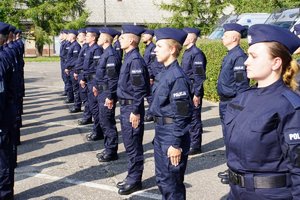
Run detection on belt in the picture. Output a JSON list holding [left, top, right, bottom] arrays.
[[86, 73, 96, 81], [220, 96, 233, 102], [154, 116, 173, 125], [119, 99, 133, 106], [229, 169, 287, 189]]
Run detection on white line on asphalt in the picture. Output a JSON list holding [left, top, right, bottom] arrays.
[[22, 172, 161, 199], [26, 84, 63, 90], [24, 119, 91, 130]]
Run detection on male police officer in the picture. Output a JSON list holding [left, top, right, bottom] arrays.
[[141, 29, 157, 122], [182, 27, 207, 155], [64, 30, 81, 106], [0, 21, 15, 200], [59, 30, 70, 97], [92, 27, 121, 162], [217, 23, 249, 183], [113, 32, 123, 61], [69, 28, 86, 113], [116, 25, 150, 195], [80, 28, 104, 141]]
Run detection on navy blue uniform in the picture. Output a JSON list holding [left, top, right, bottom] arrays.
[[94, 45, 121, 155], [117, 48, 149, 184], [217, 45, 249, 136], [225, 79, 300, 199], [60, 40, 70, 94], [74, 43, 90, 116], [82, 43, 103, 136], [64, 40, 81, 102], [181, 44, 206, 150], [150, 60, 193, 200], [0, 46, 14, 200], [113, 40, 123, 61]]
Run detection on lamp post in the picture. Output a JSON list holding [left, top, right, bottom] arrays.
[[104, 0, 107, 27]]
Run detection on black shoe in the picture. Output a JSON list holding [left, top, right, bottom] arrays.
[[64, 99, 74, 104], [98, 153, 118, 162], [218, 169, 229, 179], [86, 133, 104, 141], [96, 151, 106, 159], [144, 116, 154, 122], [188, 148, 202, 155], [221, 177, 229, 184], [118, 182, 142, 195], [117, 179, 128, 189], [78, 119, 93, 125], [69, 107, 81, 113]]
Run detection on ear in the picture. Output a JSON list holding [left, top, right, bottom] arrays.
[[271, 57, 282, 71], [169, 45, 176, 55]]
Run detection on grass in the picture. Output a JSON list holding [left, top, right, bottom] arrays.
[[24, 56, 60, 62]]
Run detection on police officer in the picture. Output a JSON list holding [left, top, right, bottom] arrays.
[[292, 24, 300, 95], [217, 23, 249, 182], [113, 32, 123, 61], [141, 29, 158, 122], [69, 28, 86, 113], [116, 25, 149, 195], [150, 27, 193, 200], [64, 30, 81, 106], [81, 28, 104, 141], [59, 30, 70, 97], [182, 27, 207, 155], [0, 21, 15, 200], [224, 24, 300, 200], [92, 27, 121, 162]]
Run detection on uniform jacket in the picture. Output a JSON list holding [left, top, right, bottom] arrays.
[[217, 45, 249, 98], [82, 43, 103, 76], [64, 40, 81, 70], [181, 44, 207, 97], [225, 79, 300, 198]]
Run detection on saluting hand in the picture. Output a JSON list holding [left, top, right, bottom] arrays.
[[104, 98, 114, 109], [193, 95, 201, 107], [129, 112, 140, 129], [168, 146, 182, 166]]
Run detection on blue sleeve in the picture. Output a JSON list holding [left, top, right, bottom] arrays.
[[233, 56, 249, 93], [91, 48, 102, 71], [170, 77, 192, 147], [106, 56, 120, 100], [192, 52, 206, 97], [68, 45, 81, 68], [130, 59, 149, 114]]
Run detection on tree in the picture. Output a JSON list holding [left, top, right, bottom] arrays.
[[157, 0, 227, 35], [0, 0, 89, 56], [24, 0, 88, 56], [227, 0, 300, 14]]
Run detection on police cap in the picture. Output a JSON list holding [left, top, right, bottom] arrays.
[[0, 22, 10, 35], [223, 23, 245, 34], [143, 29, 154, 36], [100, 27, 120, 38], [154, 27, 187, 45], [8, 25, 16, 33], [122, 25, 145, 36], [14, 29, 22, 34], [248, 24, 300, 54], [68, 29, 78, 36], [86, 27, 100, 36], [78, 28, 86, 34], [183, 27, 201, 37]]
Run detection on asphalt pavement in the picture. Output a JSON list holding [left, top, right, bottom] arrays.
[[14, 62, 230, 200]]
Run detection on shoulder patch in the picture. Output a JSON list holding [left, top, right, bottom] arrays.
[[282, 90, 300, 109], [233, 65, 245, 71], [131, 69, 142, 74]]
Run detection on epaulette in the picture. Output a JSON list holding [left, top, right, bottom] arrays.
[[282, 90, 300, 109], [191, 46, 201, 55], [172, 66, 184, 79], [131, 53, 139, 60]]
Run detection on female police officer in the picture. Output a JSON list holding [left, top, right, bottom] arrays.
[[224, 24, 300, 199], [149, 28, 193, 200]]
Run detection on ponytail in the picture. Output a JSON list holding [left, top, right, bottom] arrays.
[[283, 59, 299, 91]]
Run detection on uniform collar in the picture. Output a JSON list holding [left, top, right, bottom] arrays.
[[255, 78, 284, 95], [228, 45, 240, 54], [164, 59, 178, 70], [124, 47, 138, 60]]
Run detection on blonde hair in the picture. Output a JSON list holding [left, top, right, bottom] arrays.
[[267, 42, 299, 91], [165, 39, 182, 58]]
